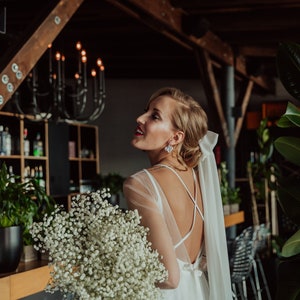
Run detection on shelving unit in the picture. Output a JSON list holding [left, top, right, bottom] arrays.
[[64, 123, 99, 210], [0, 112, 100, 202], [46, 121, 100, 209], [0, 111, 49, 193], [68, 123, 100, 194]]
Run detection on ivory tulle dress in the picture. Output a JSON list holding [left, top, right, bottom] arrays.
[[124, 131, 233, 300]]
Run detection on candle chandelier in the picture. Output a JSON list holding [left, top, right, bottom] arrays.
[[14, 42, 106, 123]]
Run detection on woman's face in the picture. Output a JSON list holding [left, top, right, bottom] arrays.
[[131, 95, 177, 153]]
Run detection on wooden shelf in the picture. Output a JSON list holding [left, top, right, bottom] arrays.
[[224, 211, 245, 227], [68, 123, 100, 199], [0, 260, 51, 300], [69, 157, 97, 162], [0, 111, 50, 194]]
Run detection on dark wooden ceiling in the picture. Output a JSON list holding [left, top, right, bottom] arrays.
[[1, 0, 300, 90]]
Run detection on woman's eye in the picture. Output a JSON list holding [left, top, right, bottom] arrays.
[[143, 108, 160, 120], [151, 113, 160, 120]]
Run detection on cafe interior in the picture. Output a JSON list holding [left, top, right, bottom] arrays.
[[0, 0, 300, 299]]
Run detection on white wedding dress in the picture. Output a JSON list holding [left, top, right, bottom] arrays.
[[124, 131, 233, 300]]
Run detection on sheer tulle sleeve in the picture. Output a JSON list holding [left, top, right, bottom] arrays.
[[123, 172, 181, 288]]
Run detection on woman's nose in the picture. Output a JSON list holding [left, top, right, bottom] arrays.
[[136, 113, 145, 124]]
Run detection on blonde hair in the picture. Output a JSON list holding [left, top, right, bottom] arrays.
[[149, 87, 208, 168]]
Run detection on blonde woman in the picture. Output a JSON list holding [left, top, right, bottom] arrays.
[[123, 87, 232, 299]]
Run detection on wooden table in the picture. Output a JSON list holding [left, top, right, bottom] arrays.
[[224, 211, 245, 227], [0, 260, 51, 300], [0, 211, 245, 299]]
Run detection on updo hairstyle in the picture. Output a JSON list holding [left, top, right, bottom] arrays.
[[148, 87, 208, 168]]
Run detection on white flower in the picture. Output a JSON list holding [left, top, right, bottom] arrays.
[[30, 189, 167, 299]]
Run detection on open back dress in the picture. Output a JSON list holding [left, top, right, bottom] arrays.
[[124, 131, 233, 299]]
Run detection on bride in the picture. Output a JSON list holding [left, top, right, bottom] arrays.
[[123, 87, 232, 299]]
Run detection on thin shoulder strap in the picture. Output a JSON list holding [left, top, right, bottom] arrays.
[[144, 165, 204, 249], [156, 164, 204, 220], [156, 164, 204, 249]]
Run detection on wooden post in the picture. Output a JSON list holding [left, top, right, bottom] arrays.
[[247, 162, 260, 226]]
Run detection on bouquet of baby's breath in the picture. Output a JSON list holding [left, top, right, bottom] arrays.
[[30, 190, 167, 300]]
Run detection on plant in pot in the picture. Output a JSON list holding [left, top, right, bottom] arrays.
[[98, 172, 125, 206], [219, 161, 241, 215], [0, 162, 55, 272], [247, 118, 279, 227], [273, 41, 300, 300], [228, 185, 242, 213]]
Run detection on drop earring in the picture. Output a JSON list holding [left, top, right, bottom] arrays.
[[164, 144, 173, 153]]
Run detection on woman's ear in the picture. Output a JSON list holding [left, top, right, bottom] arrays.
[[171, 130, 184, 146]]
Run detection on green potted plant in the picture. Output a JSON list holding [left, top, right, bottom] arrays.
[[247, 118, 279, 226], [228, 185, 242, 213], [0, 162, 55, 271], [219, 161, 241, 215], [273, 41, 300, 299], [98, 172, 125, 206]]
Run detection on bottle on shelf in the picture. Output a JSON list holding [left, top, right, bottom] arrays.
[[8, 165, 15, 183], [5, 127, 12, 155], [33, 132, 43, 157], [29, 167, 37, 191], [37, 165, 46, 190], [30, 167, 35, 179], [0, 125, 6, 155], [23, 166, 31, 189], [24, 128, 30, 156], [34, 166, 39, 179]]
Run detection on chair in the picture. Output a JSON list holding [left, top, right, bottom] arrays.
[[230, 224, 272, 300], [230, 226, 257, 300], [252, 224, 272, 300]]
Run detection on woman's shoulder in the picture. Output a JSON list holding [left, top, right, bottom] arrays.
[[126, 169, 147, 180], [123, 169, 161, 201], [126, 166, 163, 179], [124, 165, 173, 190], [124, 169, 151, 187]]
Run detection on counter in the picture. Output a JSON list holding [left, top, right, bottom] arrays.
[[224, 211, 245, 227], [0, 260, 50, 300], [0, 211, 244, 299]]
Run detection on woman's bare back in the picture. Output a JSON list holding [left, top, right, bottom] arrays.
[[149, 165, 204, 263]]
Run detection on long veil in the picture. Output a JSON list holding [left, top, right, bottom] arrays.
[[198, 131, 232, 299]]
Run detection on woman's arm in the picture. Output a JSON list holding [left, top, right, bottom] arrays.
[[123, 176, 180, 289]]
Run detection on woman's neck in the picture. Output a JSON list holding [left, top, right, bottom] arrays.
[[148, 150, 169, 166], [152, 156, 187, 172], [147, 150, 187, 171]]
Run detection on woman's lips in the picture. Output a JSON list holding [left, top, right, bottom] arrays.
[[135, 126, 144, 136]]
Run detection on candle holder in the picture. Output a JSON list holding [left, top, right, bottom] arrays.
[[14, 42, 106, 123]]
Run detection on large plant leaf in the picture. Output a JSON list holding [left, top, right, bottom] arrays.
[[277, 102, 300, 128], [274, 136, 300, 166], [277, 177, 300, 225], [277, 42, 300, 102], [282, 229, 300, 257], [275, 254, 300, 299]]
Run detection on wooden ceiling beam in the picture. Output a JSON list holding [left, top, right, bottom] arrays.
[[195, 49, 230, 147], [202, 12, 300, 35], [234, 79, 254, 146], [106, 0, 273, 92], [239, 46, 277, 57], [170, 0, 300, 13], [0, 0, 85, 110]]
